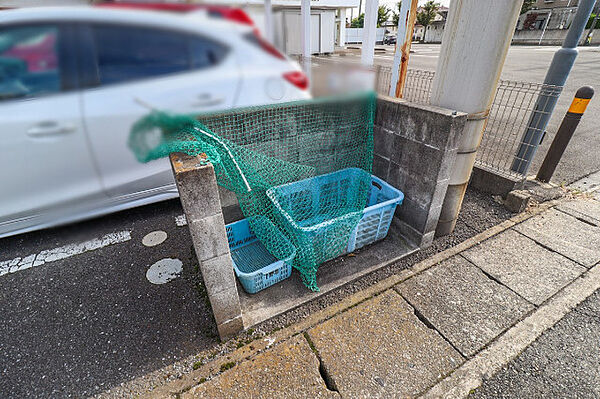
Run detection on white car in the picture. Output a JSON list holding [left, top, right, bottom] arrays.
[[0, 7, 310, 238]]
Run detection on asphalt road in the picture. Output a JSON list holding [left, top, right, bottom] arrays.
[[0, 200, 218, 398], [369, 43, 600, 184], [471, 288, 600, 399]]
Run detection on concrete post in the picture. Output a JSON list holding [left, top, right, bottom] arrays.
[[170, 153, 244, 340], [430, 0, 522, 236], [511, 0, 596, 175], [361, 0, 379, 66], [339, 8, 347, 46], [264, 0, 274, 43], [389, 0, 418, 97], [301, 0, 311, 79]]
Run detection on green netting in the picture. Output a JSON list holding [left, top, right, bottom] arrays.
[[128, 91, 376, 291]]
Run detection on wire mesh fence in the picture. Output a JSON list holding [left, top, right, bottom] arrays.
[[478, 81, 562, 177], [373, 65, 563, 179]]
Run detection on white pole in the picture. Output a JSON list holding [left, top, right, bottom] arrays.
[[264, 0, 274, 43], [389, 0, 418, 97], [430, 0, 522, 236], [301, 0, 311, 80], [539, 10, 552, 45], [361, 0, 379, 66], [339, 8, 347, 46]]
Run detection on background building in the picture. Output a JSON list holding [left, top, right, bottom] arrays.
[[210, 0, 358, 54], [517, 0, 580, 30]]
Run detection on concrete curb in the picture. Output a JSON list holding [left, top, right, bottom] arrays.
[[148, 199, 561, 398]]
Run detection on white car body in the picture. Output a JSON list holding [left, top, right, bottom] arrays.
[[0, 7, 310, 238]]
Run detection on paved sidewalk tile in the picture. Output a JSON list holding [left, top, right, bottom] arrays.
[[569, 171, 600, 200], [398, 256, 534, 357], [557, 199, 600, 225], [307, 290, 463, 398], [182, 335, 339, 399], [471, 289, 600, 399], [515, 208, 600, 267], [462, 229, 586, 305]]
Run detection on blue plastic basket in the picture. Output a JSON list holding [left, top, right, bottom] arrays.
[[347, 173, 404, 252], [266, 168, 404, 263], [226, 216, 295, 294]]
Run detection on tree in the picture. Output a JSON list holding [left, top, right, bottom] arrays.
[[378, 5, 391, 27], [520, 0, 535, 15], [351, 13, 364, 28], [392, 2, 402, 27], [350, 6, 390, 28], [416, 1, 439, 42]]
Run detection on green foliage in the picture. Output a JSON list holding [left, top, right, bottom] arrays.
[[350, 13, 364, 28], [220, 362, 235, 372], [416, 0, 440, 42], [192, 361, 203, 370], [416, 1, 440, 28], [350, 6, 391, 28], [586, 14, 600, 29], [378, 5, 391, 27], [520, 0, 536, 15]]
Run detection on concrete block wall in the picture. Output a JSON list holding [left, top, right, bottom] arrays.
[[170, 153, 244, 339], [373, 96, 467, 247]]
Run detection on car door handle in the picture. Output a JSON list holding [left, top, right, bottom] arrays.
[[27, 122, 76, 138], [191, 94, 225, 108]]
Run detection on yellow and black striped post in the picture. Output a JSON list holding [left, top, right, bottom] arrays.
[[536, 86, 594, 183]]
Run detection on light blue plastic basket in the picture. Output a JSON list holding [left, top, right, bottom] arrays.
[[226, 216, 295, 294], [267, 168, 404, 263], [347, 173, 404, 252]]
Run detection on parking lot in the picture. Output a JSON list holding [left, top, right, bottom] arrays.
[[1, 43, 598, 398]]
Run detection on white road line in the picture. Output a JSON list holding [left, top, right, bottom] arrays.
[[175, 214, 188, 227], [0, 230, 132, 277]]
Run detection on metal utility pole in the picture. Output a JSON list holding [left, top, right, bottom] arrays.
[[511, 0, 596, 175], [430, 0, 522, 236], [301, 0, 311, 81], [584, 1, 600, 45], [361, 0, 379, 66], [264, 0, 274, 43], [389, 0, 418, 98]]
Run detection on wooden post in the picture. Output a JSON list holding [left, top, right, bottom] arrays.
[[389, 0, 418, 97]]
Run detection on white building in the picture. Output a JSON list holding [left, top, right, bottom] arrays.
[[210, 0, 359, 54]]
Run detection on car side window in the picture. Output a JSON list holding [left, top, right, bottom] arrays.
[[0, 25, 62, 101], [190, 37, 227, 69], [91, 24, 228, 86]]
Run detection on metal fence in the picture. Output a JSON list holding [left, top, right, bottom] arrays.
[[374, 65, 563, 179]]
